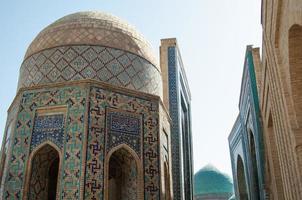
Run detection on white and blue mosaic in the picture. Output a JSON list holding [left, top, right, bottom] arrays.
[[30, 114, 65, 150], [106, 109, 142, 156]]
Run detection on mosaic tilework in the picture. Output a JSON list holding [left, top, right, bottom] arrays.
[[18, 45, 162, 97], [25, 11, 158, 67], [30, 114, 65, 151], [107, 109, 142, 155], [0, 99, 20, 196], [84, 87, 160, 199], [229, 48, 266, 200], [3, 86, 87, 200], [83, 87, 105, 199], [109, 111, 141, 135], [167, 46, 193, 200], [167, 46, 182, 200]]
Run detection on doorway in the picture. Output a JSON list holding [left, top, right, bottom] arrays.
[[28, 144, 60, 200]]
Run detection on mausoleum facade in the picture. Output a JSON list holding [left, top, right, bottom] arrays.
[[0, 11, 193, 200]]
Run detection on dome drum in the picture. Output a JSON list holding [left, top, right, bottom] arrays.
[[18, 45, 162, 96]]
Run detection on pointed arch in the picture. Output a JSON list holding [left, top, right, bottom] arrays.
[[23, 141, 62, 200], [288, 24, 302, 127], [104, 144, 143, 200], [287, 23, 302, 183], [236, 155, 248, 200], [247, 129, 260, 198]]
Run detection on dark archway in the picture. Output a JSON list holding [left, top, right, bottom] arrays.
[[28, 144, 60, 200], [108, 147, 138, 200], [48, 157, 59, 200], [248, 130, 260, 199], [237, 156, 248, 200], [289, 24, 302, 125], [266, 113, 284, 198]]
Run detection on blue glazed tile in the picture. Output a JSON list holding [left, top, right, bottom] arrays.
[[30, 114, 65, 150]]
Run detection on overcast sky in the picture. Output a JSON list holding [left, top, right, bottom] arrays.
[[0, 0, 262, 177]]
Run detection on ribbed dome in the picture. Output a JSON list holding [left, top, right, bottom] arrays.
[[17, 11, 162, 97], [194, 164, 233, 196]]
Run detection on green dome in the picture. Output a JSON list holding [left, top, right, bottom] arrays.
[[194, 164, 233, 195]]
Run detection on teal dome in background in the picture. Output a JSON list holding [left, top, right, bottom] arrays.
[[194, 164, 233, 196]]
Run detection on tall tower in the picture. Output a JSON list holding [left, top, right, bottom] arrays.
[[0, 11, 186, 200], [160, 39, 194, 200]]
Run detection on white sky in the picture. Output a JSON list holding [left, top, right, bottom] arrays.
[[0, 0, 262, 177]]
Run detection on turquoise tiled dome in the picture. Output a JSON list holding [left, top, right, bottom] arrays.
[[194, 164, 233, 195]]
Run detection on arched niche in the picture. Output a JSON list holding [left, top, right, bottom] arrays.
[[288, 24, 302, 127], [248, 129, 260, 198], [266, 112, 285, 198], [23, 142, 62, 200], [237, 155, 248, 200], [104, 144, 143, 200]]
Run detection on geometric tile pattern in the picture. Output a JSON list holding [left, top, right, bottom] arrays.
[[18, 45, 162, 97], [3, 79, 163, 200], [168, 46, 193, 200], [0, 98, 20, 197], [0, 11, 182, 200], [83, 87, 105, 199], [106, 109, 142, 155], [168, 46, 182, 200], [3, 86, 87, 200], [84, 87, 160, 200], [30, 114, 65, 151], [109, 111, 141, 135], [24, 11, 158, 67], [229, 48, 265, 200]]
